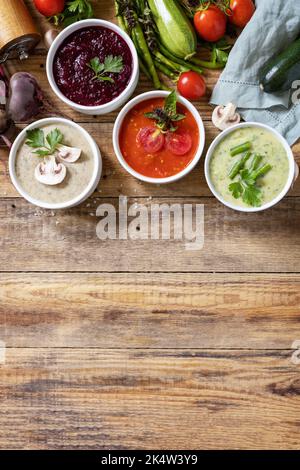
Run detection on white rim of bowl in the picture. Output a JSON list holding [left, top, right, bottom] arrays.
[[204, 122, 295, 212], [9, 118, 102, 210], [113, 90, 206, 184], [46, 19, 139, 113]]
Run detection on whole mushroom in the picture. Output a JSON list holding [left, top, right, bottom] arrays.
[[212, 103, 241, 131], [35, 155, 66, 185]]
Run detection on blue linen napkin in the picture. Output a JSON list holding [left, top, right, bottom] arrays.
[[210, 0, 300, 145]]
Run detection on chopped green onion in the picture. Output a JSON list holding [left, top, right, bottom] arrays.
[[230, 141, 252, 157], [229, 152, 252, 180]]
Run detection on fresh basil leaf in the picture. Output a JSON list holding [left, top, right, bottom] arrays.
[[171, 113, 186, 122], [164, 91, 177, 117]]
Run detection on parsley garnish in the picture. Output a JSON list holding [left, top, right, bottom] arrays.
[[87, 55, 124, 83], [228, 155, 272, 207], [51, 0, 94, 27], [144, 91, 186, 132], [26, 128, 63, 157]]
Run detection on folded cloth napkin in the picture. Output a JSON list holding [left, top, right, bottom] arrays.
[[210, 0, 300, 145]]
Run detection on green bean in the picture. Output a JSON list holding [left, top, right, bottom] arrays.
[[230, 141, 252, 157], [134, 23, 161, 89], [135, 0, 145, 12], [122, 9, 161, 90], [160, 82, 172, 92], [158, 43, 203, 74], [190, 56, 224, 70], [249, 154, 263, 173], [154, 59, 177, 80], [251, 164, 272, 180], [130, 28, 151, 80], [114, 1, 127, 31], [229, 152, 251, 180], [154, 51, 189, 73], [138, 57, 152, 80]]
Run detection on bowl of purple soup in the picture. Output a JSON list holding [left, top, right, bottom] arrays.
[[46, 19, 139, 115]]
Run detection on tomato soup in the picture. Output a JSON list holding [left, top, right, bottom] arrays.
[[119, 98, 199, 178]]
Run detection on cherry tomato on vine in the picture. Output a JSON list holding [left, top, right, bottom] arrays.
[[229, 0, 255, 28], [194, 6, 227, 42], [33, 0, 65, 17], [166, 131, 192, 156], [137, 127, 165, 154], [177, 71, 206, 101]]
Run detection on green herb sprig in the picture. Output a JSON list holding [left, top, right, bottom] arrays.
[[144, 91, 186, 133], [51, 0, 94, 27], [179, 1, 231, 16], [228, 153, 272, 207], [87, 55, 124, 83], [26, 128, 63, 157]]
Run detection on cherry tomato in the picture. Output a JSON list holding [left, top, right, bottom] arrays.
[[33, 0, 65, 17], [137, 127, 165, 154], [166, 131, 192, 156], [194, 6, 227, 42], [177, 71, 206, 101], [229, 0, 255, 28]]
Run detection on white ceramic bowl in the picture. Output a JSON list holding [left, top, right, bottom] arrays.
[[9, 118, 102, 210], [205, 122, 297, 212], [113, 91, 205, 184], [46, 19, 139, 115]]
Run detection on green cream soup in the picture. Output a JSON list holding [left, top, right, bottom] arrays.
[[209, 127, 290, 208]]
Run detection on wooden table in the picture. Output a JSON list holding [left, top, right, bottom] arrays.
[[0, 0, 299, 450]]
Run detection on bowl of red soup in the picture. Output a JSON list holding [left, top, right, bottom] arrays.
[[46, 19, 139, 115], [113, 91, 205, 183]]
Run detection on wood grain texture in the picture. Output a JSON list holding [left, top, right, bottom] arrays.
[[1, 197, 300, 272], [0, 349, 299, 450], [0, 273, 300, 349]]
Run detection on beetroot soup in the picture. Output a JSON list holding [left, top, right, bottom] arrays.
[[53, 26, 133, 107]]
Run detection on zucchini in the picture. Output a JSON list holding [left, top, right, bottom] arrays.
[[259, 38, 300, 93], [147, 0, 197, 60]]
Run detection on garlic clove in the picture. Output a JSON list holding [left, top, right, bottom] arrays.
[[293, 162, 299, 186], [35, 155, 66, 185], [212, 103, 241, 131], [57, 144, 81, 163], [0, 80, 6, 105], [44, 29, 59, 50]]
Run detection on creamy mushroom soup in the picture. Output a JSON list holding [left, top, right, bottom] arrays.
[[15, 123, 95, 204], [209, 127, 290, 208]]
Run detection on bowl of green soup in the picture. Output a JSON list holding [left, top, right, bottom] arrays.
[[205, 122, 297, 212]]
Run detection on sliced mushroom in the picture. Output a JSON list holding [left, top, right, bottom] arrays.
[[212, 103, 241, 131], [57, 144, 81, 163], [35, 155, 66, 185]]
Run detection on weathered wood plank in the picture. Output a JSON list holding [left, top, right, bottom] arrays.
[[0, 197, 300, 272], [1, 273, 300, 349], [1, 122, 300, 198], [0, 348, 299, 449]]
